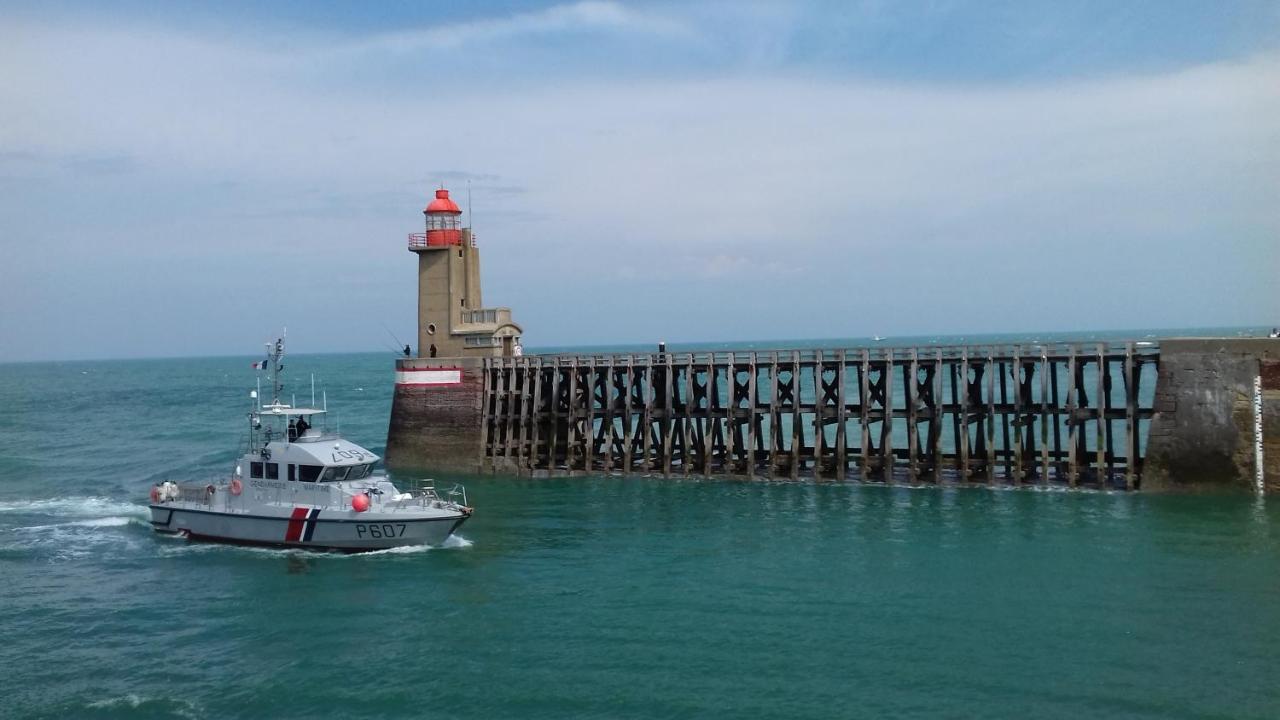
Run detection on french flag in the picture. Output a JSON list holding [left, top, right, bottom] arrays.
[[251, 360, 266, 369]]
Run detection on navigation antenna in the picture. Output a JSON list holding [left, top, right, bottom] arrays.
[[467, 179, 473, 241], [265, 335, 285, 407]]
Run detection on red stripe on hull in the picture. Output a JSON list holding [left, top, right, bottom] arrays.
[[285, 507, 309, 542]]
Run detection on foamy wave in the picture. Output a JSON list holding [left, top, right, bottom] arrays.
[[86, 694, 202, 719], [87, 694, 147, 709], [2, 523, 147, 560], [156, 542, 300, 559], [441, 533, 473, 548], [361, 533, 473, 555], [14, 516, 143, 532], [358, 543, 434, 557], [1, 499, 149, 560], [73, 516, 137, 527], [0, 496, 147, 519]]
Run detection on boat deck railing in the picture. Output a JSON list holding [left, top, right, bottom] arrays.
[[166, 478, 466, 513], [288, 430, 340, 444]]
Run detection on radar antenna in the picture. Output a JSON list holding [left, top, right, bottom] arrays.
[[264, 335, 286, 407]]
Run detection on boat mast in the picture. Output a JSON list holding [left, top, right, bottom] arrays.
[[267, 336, 284, 406]]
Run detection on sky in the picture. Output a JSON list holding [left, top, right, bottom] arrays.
[[1, 1, 1277, 361]]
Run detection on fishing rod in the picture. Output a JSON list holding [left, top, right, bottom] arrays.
[[381, 322, 415, 357], [381, 322, 407, 350]]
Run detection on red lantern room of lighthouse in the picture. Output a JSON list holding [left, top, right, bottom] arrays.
[[412, 188, 464, 247]]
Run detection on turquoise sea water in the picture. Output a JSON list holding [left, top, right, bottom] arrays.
[[2, 332, 1278, 719]]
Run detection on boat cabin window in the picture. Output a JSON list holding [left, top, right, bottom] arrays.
[[266, 463, 279, 480], [349, 464, 374, 479], [298, 465, 323, 483], [250, 461, 264, 479], [321, 466, 350, 483]]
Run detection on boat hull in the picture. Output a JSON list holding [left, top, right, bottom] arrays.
[[149, 504, 468, 552]]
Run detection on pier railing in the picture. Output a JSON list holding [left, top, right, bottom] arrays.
[[480, 342, 1160, 489]]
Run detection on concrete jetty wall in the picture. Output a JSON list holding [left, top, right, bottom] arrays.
[[385, 358, 486, 475], [1144, 338, 1280, 492]]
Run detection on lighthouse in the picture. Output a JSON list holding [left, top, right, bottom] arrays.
[[407, 188, 523, 358]]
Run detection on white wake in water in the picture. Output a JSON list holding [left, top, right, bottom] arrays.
[[0, 496, 147, 519], [0, 496, 150, 560], [442, 533, 473, 549], [333, 534, 473, 558], [85, 694, 202, 719], [13, 516, 142, 532]]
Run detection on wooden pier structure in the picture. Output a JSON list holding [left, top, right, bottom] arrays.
[[478, 342, 1161, 489]]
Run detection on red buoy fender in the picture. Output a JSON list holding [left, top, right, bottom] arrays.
[[149, 486, 161, 503], [230, 478, 243, 496]]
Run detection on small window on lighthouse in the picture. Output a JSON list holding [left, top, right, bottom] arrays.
[[426, 323, 436, 335]]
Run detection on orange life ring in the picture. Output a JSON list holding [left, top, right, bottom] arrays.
[[230, 478, 243, 496]]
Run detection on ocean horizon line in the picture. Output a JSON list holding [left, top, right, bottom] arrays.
[[1, 324, 1271, 366]]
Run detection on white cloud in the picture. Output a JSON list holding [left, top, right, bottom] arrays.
[[337, 1, 696, 55], [0, 11, 1277, 359]]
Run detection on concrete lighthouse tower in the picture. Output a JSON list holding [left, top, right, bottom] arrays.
[[407, 187, 522, 358]]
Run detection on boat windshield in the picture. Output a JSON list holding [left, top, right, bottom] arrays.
[[319, 464, 374, 482]]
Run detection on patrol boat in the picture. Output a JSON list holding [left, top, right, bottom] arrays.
[[148, 336, 471, 551]]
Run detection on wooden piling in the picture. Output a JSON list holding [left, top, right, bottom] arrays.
[[662, 352, 674, 477], [1095, 343, 1108, 488], [1039, 352, 1050, 484], [860, 349, 871, 480], [1066, 347, 1079, 486], [703, 359, 715, 478], [813, 353, 826, 479], [567, 358, 580, 471], [882, 353, 895, 482], [907, 349, 920, 481], [790, 351, 802, 481], [746, 353, 758, 478], [686, 353, 696, 476], [985, 349, 997, 485], [959, 348, 971, 481], [836, 350, 848, 481], [1008, 348, 1018, 481], [932, 348, 945, 479], [1124, 343, 1138, 490]]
